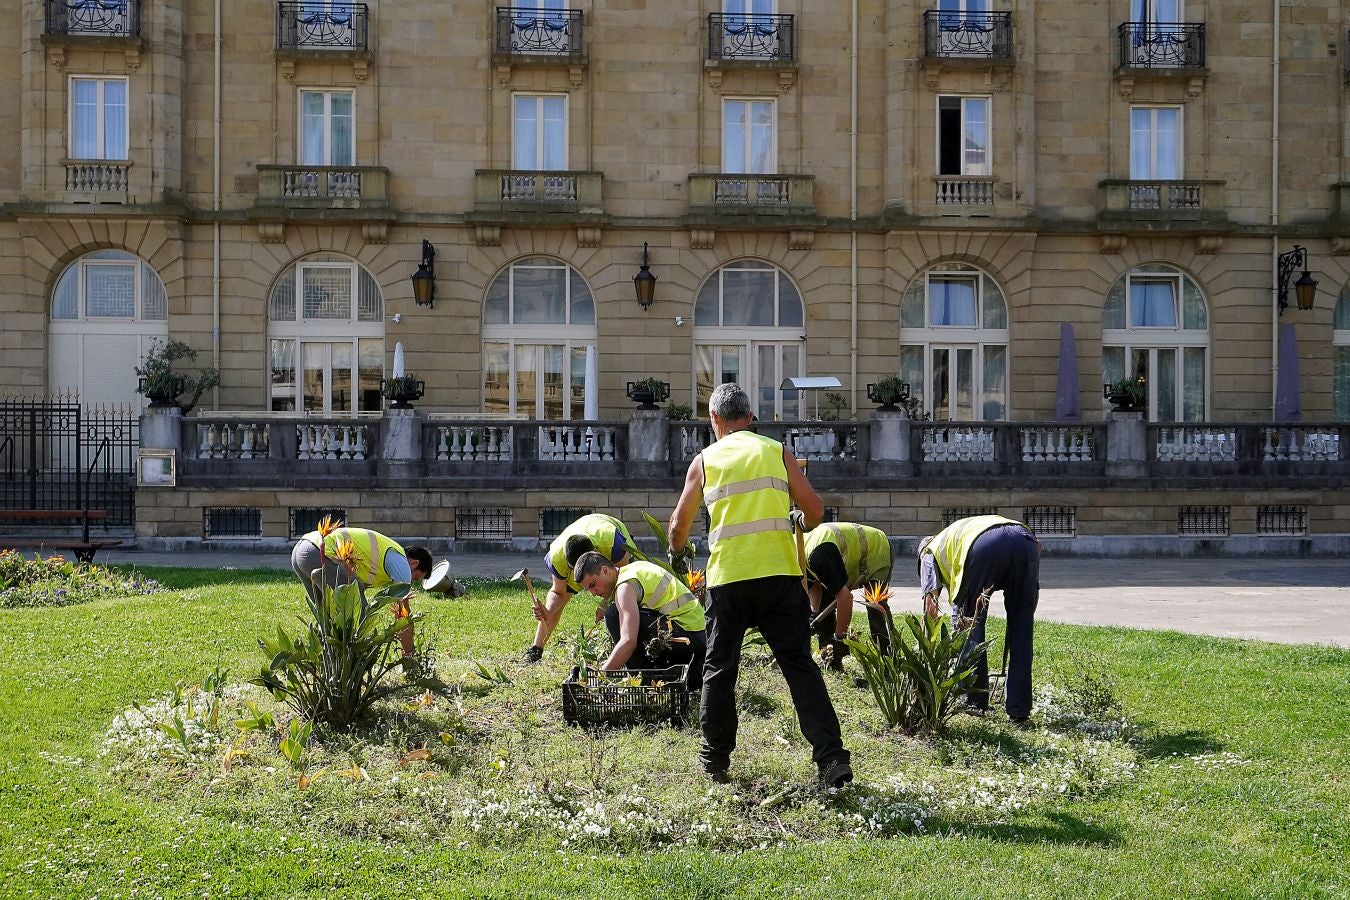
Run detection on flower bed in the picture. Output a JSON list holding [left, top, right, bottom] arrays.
[[0, 549, 162, 608]]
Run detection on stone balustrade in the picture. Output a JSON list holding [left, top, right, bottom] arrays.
[[435, 423, 514, 462]]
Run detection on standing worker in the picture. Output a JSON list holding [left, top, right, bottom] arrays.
[[669, 382, 852, 787], [523, 513, 641, 662], [573, 553, 707, 690], [917, 514, 1040, 725], [291, 524, 433, 658], [804, 521, 895, 668]]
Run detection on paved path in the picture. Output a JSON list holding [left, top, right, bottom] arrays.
[[102, 550, 1350, 649]]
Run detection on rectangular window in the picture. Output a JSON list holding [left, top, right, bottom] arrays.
[[204, 507, 264, 539], [513, 95, 567, 170], [937, 96, 989, 176], [929, 276, 978, 326], [301, 265, 354, 320], [1178, 505, 1228, 537], [299, 90, 354, 166], [1335, 347, 1350, 421], [1257, 505, 1307, 536], [722, 99, 776, 174], [84, 262, 136, 318], [70, 77, 128, 160], [943, 507, 996, 528], [271, 339, 297, 412], [1023, 506, 1075, 537], [1130, 106, 1181, 180], [289, 507, 347, 539], [1129, 278, 1178, 327]]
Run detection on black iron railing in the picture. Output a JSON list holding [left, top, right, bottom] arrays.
[[277, 2, 368, 50], [1118, 21, 1205, 69], [495, 7, 584, 58], [923, 10, 1012, 59], [708, 12, 795, 62], [45, 0, 140, 37]]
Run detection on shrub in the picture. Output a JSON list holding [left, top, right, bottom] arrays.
[[0, 550, 162, 608], [846, 612, 988, 735], [665, 403, 695, 421], [134, 339, 221, 414]]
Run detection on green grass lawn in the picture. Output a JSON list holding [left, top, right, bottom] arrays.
[[0, 566, 1345, 900]]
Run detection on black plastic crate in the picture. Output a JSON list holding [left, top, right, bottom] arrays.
[[562, 664, 690, 729]]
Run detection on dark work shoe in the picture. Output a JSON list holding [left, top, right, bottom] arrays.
[[702, 765, 731, 785], [1009, 715, 1033, 730], [521, 645, 544, 664], [818, 759, 853, 789]]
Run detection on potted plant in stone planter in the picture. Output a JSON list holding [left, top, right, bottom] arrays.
[[1103, 376, 1146, 413], [866, 376, 910, 411], [134, 339, 221, 414], [626, 377, 670, 410], [381, 374, 426, 409]]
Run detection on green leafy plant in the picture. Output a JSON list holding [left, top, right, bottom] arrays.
[[278, 718, 313, 771], [134, 339, 221, 414], [818, 392, 850, 422], [0, 549, 162, 609], [1106, 376, 1147, 410], [665, 402, 695, 421], [251, 576, 422, 728], [556, 624, 611, 668], [471, 661, 514, 686], [233, 700, 276, 735], [846, 612, 988, 735], [1050, 649, 1125, 721]]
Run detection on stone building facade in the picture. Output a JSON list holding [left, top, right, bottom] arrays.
[[4, 1, 1350, 548]]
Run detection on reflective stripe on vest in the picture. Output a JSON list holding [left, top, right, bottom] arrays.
[[617, 561, 705, 633], [806, 522, 888, 588], [928, 514, 1026, 602], [701, 430, 799, 587], [548, 513, 631, 593], [308, 527, 405, 588]]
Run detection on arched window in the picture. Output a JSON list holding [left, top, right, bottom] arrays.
[[1333, 285, 1350, 420], [49, 250, 169, 409], [482, 257, 596, 419], [693, 259, 805, 419], [267, 255, 384, 415], [1102, 263, 1209, 421], [899, 262, 1009, 420]]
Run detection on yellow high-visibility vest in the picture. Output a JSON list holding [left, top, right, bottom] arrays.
[[701, 430, 798, 587], [926, 515, 1027, 601], [304, 527, 406, 588], [805, 522, 892, 588], [615, 560, 706, 633], [548, 513, 636, 593]]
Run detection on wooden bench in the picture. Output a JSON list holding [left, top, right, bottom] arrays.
[[0, 509, 122, 563]]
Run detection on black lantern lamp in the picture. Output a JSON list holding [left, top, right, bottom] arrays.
[[1277, 245, 1318, 315], [633, 242, 657, 310], [411, 239, 436, 308]]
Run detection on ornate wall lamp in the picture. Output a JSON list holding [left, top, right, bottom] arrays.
[[633, 242, 657, 310], [410, 239, 436, 308], [1276, 245, 1317, 315]]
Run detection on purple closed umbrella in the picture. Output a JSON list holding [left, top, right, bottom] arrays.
[[1274, 323, 1301, 422], [1055, 322, 1080, 421]]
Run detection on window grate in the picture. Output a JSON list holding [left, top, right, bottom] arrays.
[[1257, 505, 1307, 536], [943, 507, 996, 528], [1178, 505, 1229, 537], [540, 508, 591, 540], [204, 507, 263, 539], [289, 507, 347, 539], [457, 507, 513, 540], [1023, 506, 1076, 537]]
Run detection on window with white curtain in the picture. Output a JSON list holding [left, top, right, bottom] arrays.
[[1102, 264, 1209, 422], [268, 255, 384, 415], [482, 257, 596, 419], [69, 77, 128, 160], [723, 99, 776, 175], [937, 96, 989, 176], [298, 90, 354, 166], [899, 263, 1009, 420], [693, 260, 804, 420], [513, 95, 567, 170], [1333, 285, 1350, 420], [1130, 106, 1181, 180]]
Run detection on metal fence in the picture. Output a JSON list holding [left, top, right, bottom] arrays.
[[0, 398, 137, 528]]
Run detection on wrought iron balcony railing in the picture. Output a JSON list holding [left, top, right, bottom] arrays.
[[923, 10, 1012, 60], [494, 7, 584, 59], [45, 0, 140, 38], [1117, 22, 1205, 69], [707, 13, 795, 62], [688, 174, 815, 216], [277, 2, 368, 51]]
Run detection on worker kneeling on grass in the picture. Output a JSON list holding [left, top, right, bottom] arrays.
[[804, 521, 895, 669], [291, 525, 433, 659], [574, 552, 706, 691]]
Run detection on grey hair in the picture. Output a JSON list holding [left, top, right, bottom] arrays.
[[709, 383, 752, 422], [573, 550, 611, 581]]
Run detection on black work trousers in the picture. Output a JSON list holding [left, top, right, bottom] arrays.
[[700, 575, 849, 773], [952, 523, 1040, 719], [603, 603, 707, 691]]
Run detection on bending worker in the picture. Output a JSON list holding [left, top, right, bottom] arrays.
[[291, 525, 433, 658], [670, 382, 852, 788], [917, 514, 1040, 725], [523, 512, 640, 663], [574, 552, 707, 690], [804, 521, 895, 668]]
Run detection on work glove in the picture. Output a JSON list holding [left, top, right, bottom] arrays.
[[789, 509, 808, 532], [521, 645, 544, 664], [668, 540, 695, 576]]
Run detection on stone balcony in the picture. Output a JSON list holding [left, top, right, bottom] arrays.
[[1097, 179, 1227, 230], [686, 173, 815, 219]]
